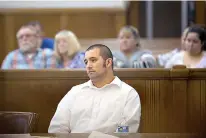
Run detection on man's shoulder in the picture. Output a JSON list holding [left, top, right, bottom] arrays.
[[6, 49, 19, 57], [72, 81, 89, 90], [69, 81, 89, 93], [121, 81, 135, 92]]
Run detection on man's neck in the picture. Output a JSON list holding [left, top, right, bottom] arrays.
[[23, 48, 37, 56], [92, 73, 115, 88]]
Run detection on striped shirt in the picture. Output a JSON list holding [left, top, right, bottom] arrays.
[[1, 48, 57, 69]]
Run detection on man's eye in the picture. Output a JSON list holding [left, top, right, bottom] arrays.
[[91, 59, 96, 62]]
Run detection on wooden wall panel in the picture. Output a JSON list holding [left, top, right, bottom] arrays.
[[0, 69, 206, 133], [4, 15, 16, 57], [0, 14, 4, 66], [127, 1, 139, 28], [143, 80, 160, 133], [12, 15, 61, 38], [172, 80, 187, 132], [187, 80, 203, 133], [195, 1, 205, 25], [200, 80, 206, 133], [66, 14, 116, 38], [159, 80, 173, 133]]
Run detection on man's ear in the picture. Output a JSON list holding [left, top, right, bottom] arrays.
[[106, 58, 113, 67]]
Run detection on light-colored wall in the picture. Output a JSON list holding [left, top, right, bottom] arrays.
[[0, 1, 126, 9]]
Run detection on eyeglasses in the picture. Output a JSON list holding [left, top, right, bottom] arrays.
[[17, 34, 36, 40]]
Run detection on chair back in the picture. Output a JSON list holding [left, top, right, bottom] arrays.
[[0, 111, 38, 134]]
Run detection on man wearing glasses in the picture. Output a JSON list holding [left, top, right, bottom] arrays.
[[1, 25, 56, 69]]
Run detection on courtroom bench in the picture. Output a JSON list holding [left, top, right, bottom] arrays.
[[0, 68, 205, 133]]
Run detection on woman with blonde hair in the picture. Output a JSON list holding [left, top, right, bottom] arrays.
[[54, 30, 85, 68], [113, 25, 156, 68]]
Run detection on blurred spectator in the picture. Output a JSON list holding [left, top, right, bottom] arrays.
[[113, 25, 156, 68], [1, 25, 56, 69], [27, 21, 54, 50], [54, 30, 85, 69], [165, 24, 206, 68], [157, 27, 189, 67]]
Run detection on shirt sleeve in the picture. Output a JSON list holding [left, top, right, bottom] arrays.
[[48, 87, 76, 133], [134, 53, 157, 68], [44, 49, 57, 68], [74, 52, 85, 68], [121, 89, 141, 132], [157, 49, 179, 67], [1, 52, 14, 69], [165, 52, 182, 68]]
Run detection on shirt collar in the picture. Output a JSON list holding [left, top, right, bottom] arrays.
[[19, 48, 41, 55], [83, 76, 122, 89]]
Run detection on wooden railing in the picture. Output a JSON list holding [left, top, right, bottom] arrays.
[[0, 68, 205, 133]]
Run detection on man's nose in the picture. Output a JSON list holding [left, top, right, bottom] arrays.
[[86, 62, 92, 68]]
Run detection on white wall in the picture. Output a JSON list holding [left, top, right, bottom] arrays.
[[0, 1, 126, 9]]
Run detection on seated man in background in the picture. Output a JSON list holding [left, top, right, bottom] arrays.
[[48, 44, 141, 133], [27, 21, 54, 50], [113, 25, 156, 68], [1, 25, 56, 69]]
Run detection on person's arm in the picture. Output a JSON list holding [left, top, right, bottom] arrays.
[[157, 48, 179, 67], [44, 49, 57, 68], [121, 89, 141, 132], [48, 87, 76, 133], [1, 52, 14, 69], [76, 52, 86, 68], [164, 53, 182, 68], [134, 54, 156, 68]]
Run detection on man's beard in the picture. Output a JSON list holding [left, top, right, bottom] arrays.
[[20, 43, 37, 53]]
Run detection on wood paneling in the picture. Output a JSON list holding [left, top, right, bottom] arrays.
[[127, 1, 139, 28], [0, 69, 206, 133], [0, 14, 4, 66], [195, 1, 205, 25]]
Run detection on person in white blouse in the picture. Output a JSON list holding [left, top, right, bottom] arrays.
[[165, 24, 206, 68], [48, 44, 141, 133], [157, 27, 189, 68]]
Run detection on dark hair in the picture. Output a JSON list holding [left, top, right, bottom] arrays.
[[85, 44, 113, 68], [27, 21, 43, 32], [186, 24, 206, 51]]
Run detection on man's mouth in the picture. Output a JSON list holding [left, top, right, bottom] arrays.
[[88, 71, 95, 73]]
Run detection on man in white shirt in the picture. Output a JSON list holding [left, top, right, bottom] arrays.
[[48, 44, 141, 133]]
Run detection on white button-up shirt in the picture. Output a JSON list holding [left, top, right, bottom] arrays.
[[48, 76, 141, 133]]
